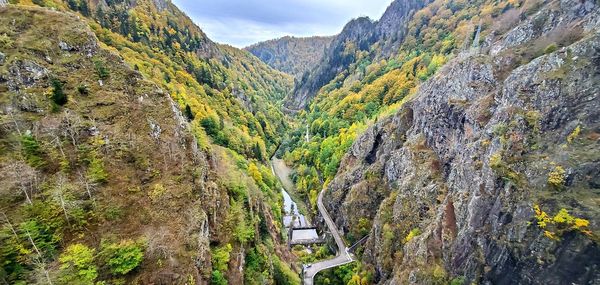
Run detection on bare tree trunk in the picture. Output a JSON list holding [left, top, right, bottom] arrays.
[[22, 186, 32, 204], [238, 244, 244, 272], [1, 212, 18, 239], [51, 135, 66, 157], [63, 110, 79, 146], [78, 171, 93, 200], [17, 174, 33, 205], [8, 108, 22, 137], [11, 162, 33, 204], [55, 175, 71, 226], [25, 230, 53, 285]]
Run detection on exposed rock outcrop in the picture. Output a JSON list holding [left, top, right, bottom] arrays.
[[246, 36, 333, 78], [325, 1, 600, 283]]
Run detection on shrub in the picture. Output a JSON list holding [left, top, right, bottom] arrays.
[[533, 205, 592, 239], [552, 208, 574, 225], [211, 270, 227, 285], [547, 165, 566, 188], [544, 44, 558, 54], [104, 206, 123, 221], [87, 155, 108, 183], [51, 78, 68, 106], [58, 244, 97, 284], [212, 244, 232, 273], [0, 33, 14, 48], [524, 110, 541, 132], [553, 209, 590, 232], [77, 84, 89, 95], [533, 204, 551, 228], [21, 133, 45, 168], [450, 277, 466, 285], [148, 183, 166, 201], [566, 125, 581, 143], [94, 60, 110, 80], [492, 123, 508, 137], [100, 239, 144, 275], [489, 152, 502, 169], [404, 228, 422, 243]]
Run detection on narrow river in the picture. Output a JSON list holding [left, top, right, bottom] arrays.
[[271, 158, 314, 233]]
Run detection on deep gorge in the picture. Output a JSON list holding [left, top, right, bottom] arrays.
[[1, 0, 599, 284]]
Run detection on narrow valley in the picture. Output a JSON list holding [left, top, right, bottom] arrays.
[[1, 0, 599, 284]]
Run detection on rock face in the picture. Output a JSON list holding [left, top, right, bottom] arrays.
[[286, 0, 428, 111], [246, 36, 333, 78], [325, 1, 600, 284]]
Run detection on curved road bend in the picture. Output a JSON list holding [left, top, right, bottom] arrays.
[[270, 158, 354, 285], [302, 189, 354, 285]]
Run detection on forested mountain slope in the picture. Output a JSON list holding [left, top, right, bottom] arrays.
[[285, 0, 427, 111], [0, 0, 298, 284], [246, 36, 333, 79], [277, 0, 599, 283], [2, 0, 599, 284]]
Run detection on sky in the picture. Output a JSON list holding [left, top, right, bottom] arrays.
[[172, 0, 393, 48]]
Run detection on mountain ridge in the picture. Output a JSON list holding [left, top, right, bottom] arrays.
[[285, 0, 428, 111], [245, 35, 334, 79]]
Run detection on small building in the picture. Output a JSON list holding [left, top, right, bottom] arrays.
[[290, 229, 323, 245]]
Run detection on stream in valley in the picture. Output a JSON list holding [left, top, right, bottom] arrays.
[[271, 158, 315, 235]]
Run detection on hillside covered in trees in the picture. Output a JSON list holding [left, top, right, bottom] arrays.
[[1, 0, 599, 284], [0, 0, 299, 284]]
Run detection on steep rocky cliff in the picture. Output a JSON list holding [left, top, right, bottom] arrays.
[[246, 36, 333, 79], [324, 0, 600, 283]]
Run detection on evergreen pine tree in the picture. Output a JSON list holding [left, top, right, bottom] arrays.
[[184, 105, 194, 121], [51, 79, 68, 106]]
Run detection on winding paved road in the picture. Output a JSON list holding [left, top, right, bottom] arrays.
[[270, 158, 355, 285], [302, 188, 354, 285]]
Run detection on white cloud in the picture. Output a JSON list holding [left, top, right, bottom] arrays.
[[172, 0, 393, 47]]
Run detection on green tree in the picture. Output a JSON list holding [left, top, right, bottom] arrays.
[[51, 78, 68, 106], [272, 256, 300, 285], [79, 0, 90, 16], [21, 133, 45, 168], [211, 270, 227, 285], [94, 60, 110, 80], [31, 0, 45, 6], [253, 142, 264, 161], [77, 84, 89, 95], [212, 243, 232, 273], [200, 117, 220, 137], [87, 155, 108, 183], [184, 104, 195, 121], [67, 0, 79, 10], [100, 239, 144, 275], [58, 244, 98, 284]]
